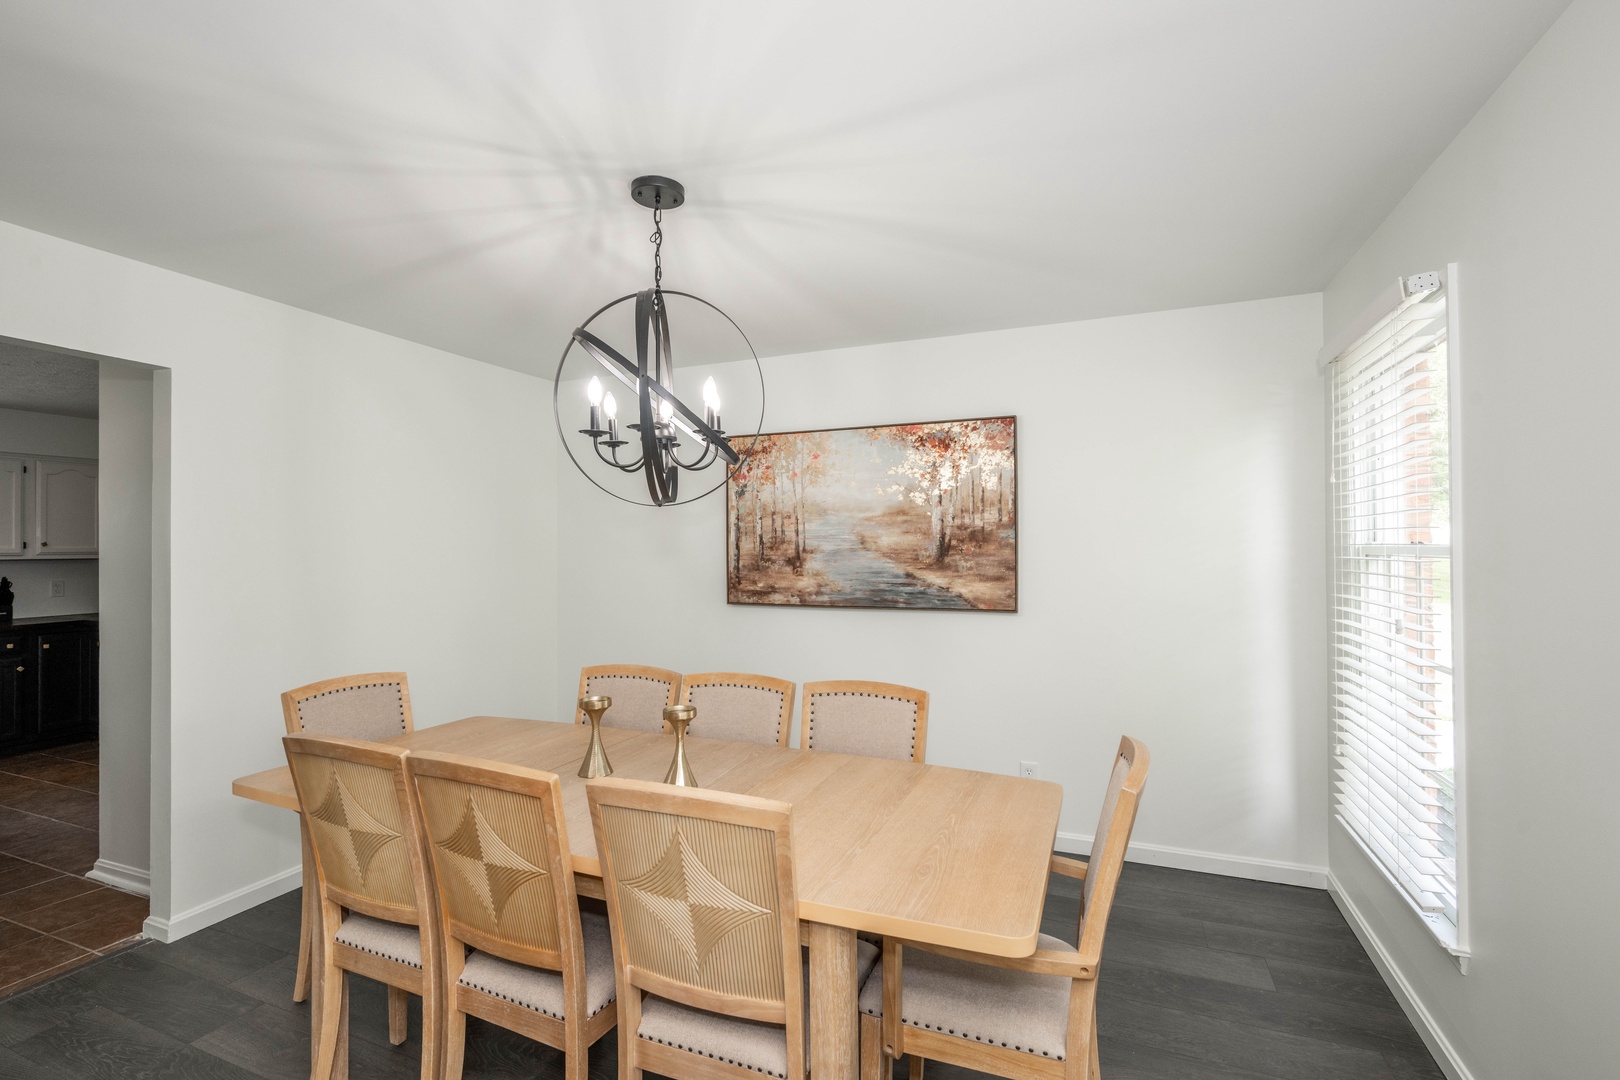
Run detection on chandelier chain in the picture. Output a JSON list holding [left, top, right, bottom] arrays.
[[650, 206, 663, 293]]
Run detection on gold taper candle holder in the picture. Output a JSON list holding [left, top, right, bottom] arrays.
[[662, 704, 699, 787], [578, 695, 614, 779]]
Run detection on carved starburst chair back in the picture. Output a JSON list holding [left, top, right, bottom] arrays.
[[576, 664, 682, 732], [286, 735, 423, 922], [410, 752, 575, 965], [587, 777, 807, 1080]]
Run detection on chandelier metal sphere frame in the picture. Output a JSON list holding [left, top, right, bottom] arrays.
[[552, 175, 765, 507]]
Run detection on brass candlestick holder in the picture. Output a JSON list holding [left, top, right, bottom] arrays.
[[662, 704, 699, 788], [578, 695, 614, 779]]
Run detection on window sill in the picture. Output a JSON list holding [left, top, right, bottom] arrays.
[[1335, 816, 1471, 973]]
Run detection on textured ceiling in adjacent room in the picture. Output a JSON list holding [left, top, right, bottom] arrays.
[[0, 1, 1571, 373], [0, 341, 99, 418]]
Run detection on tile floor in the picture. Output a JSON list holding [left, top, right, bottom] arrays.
[[0, 860, 1446, 1079], [0, 742, 147, 998]]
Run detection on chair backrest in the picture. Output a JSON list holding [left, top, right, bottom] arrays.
[[406, 750, 581, 973], [1075, 736, 1150, 960], [282, 672, 414, 741], [577, 665, 682, 732], [283, 734, 427, 925], [587, 778, 803, 1042], [800, 680, 928, 762], [680, 672, 796, 747]]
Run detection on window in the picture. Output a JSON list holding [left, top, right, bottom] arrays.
[[1328, 271, 1460, 937]]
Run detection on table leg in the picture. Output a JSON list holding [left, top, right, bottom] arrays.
[[807, 922, 859, 1080]]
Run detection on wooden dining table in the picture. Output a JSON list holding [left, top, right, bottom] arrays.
[[231, 715, 1064, 1080]]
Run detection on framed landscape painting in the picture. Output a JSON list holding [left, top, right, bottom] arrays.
[[725, 416, 1017, 611]]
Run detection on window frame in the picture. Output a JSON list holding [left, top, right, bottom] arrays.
[[1323, 263, 1470, 966]]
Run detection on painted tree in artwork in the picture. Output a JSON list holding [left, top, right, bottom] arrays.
[[882, 419, 1015, 564], [728, 434, 779, 574], [775, 432, 830, 563]]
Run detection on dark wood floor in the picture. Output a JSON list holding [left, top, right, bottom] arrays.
[[0, 859, 1444, 1080], [0, 742, 148, 997]]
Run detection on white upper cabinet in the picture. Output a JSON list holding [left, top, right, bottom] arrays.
[[0, 458, 22, 556], [33, 459, 98, 557], [0, 457, 98, 559]]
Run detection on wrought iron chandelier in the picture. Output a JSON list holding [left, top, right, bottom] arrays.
[[552, 176, 763, 507]]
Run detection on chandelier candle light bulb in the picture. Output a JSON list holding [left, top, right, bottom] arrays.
[[702, 376, 720, 428], [586, 376, 604, 434], [603, 391, 620, 443]]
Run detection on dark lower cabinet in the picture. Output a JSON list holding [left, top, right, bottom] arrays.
[[0, 618, 97, 754]]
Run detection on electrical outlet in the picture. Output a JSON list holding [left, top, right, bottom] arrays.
[[1019, 761, 1038, 779], [49, 580, 65, 598]]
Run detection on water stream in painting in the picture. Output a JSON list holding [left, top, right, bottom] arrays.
[[803, 513, 973, 608]]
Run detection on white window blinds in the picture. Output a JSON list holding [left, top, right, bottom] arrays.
[[1329, 273, 1457, 925]]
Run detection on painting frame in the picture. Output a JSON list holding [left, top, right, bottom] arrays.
[[723, 415, 1018, 612]]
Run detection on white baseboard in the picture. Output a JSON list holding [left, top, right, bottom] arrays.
[[1327, 871, 1473, 1080], [142, 864, 301, 944], [87, 858, 151, 897], [1055, 831, 1328, 889]]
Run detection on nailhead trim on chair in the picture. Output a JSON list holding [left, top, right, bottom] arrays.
[[296, 682, 407, 732], [857, 1001, 1064, 1061], [458, 969, 614, 1021], [806, 692, 918, 756], [639, 1033, 788, 1079]]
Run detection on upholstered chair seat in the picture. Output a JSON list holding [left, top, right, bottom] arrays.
[[334, 913, 425, 969], [858, 934, 1073, 1061], [639, 942, 880, 1080], [455, 909, 617, 1023]]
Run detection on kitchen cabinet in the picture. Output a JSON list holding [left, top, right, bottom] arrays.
[[0, 617, 97, 754], [0, 458, 21, 556], [0, 456, 98, 559]]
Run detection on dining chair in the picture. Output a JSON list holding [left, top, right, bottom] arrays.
[[283, 734, 443, 1080], [281, 672, 415, 1008], [586, 776, 878, 1080], [800, 680, 929, 763], [679, 671, 797, 747], [406, 751, 618, 1080], [858, 736, 1151, 1080], [576, 664, 682, 732]]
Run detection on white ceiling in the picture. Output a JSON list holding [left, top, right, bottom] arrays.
[[0, 1, 1569, 375], [0, 340, 99, 419]]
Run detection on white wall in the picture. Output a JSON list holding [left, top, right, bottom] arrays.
[[0, 219, 559, 937], [94, 363, 154, 894], [1321, 2, 1620, 1076], [556, 294, 1328, 880], [0, 406, 99, 617]]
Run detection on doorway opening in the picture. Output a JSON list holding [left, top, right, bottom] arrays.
[[0, 339, 168, 997]]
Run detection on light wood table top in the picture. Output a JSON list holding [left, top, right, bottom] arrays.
[[233, 715, 1064, 957]]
